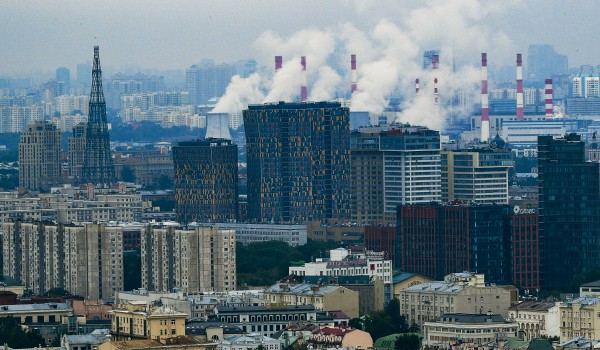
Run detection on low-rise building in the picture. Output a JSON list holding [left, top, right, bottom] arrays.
[[99, 337, 217, 350], [109, 302, 188, 341], [507, 300, 560, 340], [423, 313, 519, 348], [212, 223, 307, 246], [212, 305, 317, 337], [219, 334, 280, 350], [392, 272, 432, 300], [399, 273, 513, 327], [307, 326, 373, 350], [558, 297, 600, 341], [264, 283, 359, 319], [579, 280, 600, 298]]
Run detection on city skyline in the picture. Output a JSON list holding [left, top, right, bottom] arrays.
[[2, 0, 600, 78]]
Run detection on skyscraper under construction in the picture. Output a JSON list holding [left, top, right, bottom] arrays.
[[81, 46, 115, 186]]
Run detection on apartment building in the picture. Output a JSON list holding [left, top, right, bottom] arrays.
[[141, 225, 236, 293], [109, 301, 187, 341], [507, 300, 560, 340], [558, 297, 600, 342], [2, 221, 123, 299]]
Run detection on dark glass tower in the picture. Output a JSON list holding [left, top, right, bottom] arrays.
[[537, 134, 600, 290], [243, 101, 351, 223], [82, 46, 115, 186], [172, 138, 238, 224]]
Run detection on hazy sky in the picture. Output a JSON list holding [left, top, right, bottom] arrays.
[[1, 0, 599, 77]]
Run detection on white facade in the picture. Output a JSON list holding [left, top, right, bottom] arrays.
[[507, 301, 560, 340], [500, 120, 567, 148], [219, 334, 280, 350], [423, 314, 519, 347], [288, 249, 393, 285], [212, 223, 307, 246]]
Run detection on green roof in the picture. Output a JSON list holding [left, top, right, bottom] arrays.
[[528, 338, 554, 350]]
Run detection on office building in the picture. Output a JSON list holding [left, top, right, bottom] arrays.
[[364, 226, 397, 267], [2, 221, 123, 299], [186, 62, 236, 105], [81, 46, 116, 186], [141, 225, 236, 293], [18, 121, 62, 191], [113, 151, 174, 188], [504, 209, 540, 290], [172, 138, 238, 223], [56, 67, 71, 95], [211, 222, 307, 246], [537, 134, 600, 290], [68, 123, 86, 178], [442, 135, 512, 204], [398, 203, 511, 284], [244, 101, 351, 223], [351, 124, 441, 225]]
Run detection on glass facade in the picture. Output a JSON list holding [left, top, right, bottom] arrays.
[[243, 102, 351, 223]]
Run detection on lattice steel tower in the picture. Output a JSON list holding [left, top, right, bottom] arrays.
[[82, 46, 115, 186]]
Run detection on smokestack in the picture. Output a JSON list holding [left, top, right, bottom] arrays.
[[415, 78, 420, 95], [545, 78, 553, 117], [275, 56, 282, 72], [301, 56, 307, 102], [516, 53, 524, 120], [351, 54, 357, 94], [434, 78, 439, 105], [481, 53, 490, 141]]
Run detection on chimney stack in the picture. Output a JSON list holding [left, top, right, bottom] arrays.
[[481, 53, 490, 141], [275, 56, 283, 73], [516, 53, 524, 120], [351, 54, 357, 94], [434, 78, 439, 106], [545, 78, 553, 117], [415, 78, 420, 95], [301, 56, 307, 102]]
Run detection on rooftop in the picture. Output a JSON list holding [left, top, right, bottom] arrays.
[[264, 283, 340, 296], [0, 303, 71, 312], [581, 280, 600, 288], [402, 281, 467, 294], [434, 313, 513, 324], [508, 301, 556, 312], [216, 305, 315, 313]]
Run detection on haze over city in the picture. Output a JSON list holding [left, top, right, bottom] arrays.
[[2, 0, 599, 76]]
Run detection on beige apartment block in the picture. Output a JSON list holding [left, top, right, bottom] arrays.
[[264, 283, 360, 318], [109, 301, 188, 341], [399, 274, 513, 327], [2, 221, 123, 299], [141, 225, 236, 293], [558, 297, 600, 341]]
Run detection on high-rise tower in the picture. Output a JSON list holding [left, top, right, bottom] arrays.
[[82, 46, 115, 186], [244, 101, 351, 223]]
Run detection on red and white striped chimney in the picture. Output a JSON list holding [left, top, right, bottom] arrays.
[[545, 78, 553, 117], [275, 56, 282, 72], [481, 52, 490, 141], [351, 54, 357, 94], [301, 56, 307, 102], [415, 78, 420, 95], [516, 53, 524, 120]]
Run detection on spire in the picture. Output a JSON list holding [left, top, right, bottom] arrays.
[[90, 46, 105, 105], [81, 46, 115, 186]]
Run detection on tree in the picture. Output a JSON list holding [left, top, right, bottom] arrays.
[[0, 316, 46, 347], [349, 317, 364, 330], [395, 334, 421, 350], [45, 288, 70, 297], [121, 166, 136, 183]]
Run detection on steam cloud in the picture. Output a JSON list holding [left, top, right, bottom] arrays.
[[212, 0, 517, 130]]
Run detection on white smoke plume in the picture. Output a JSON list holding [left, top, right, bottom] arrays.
[[309, 66, 342, 101], [214, 0, 518, 130], [212, 73, 265, 114]]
